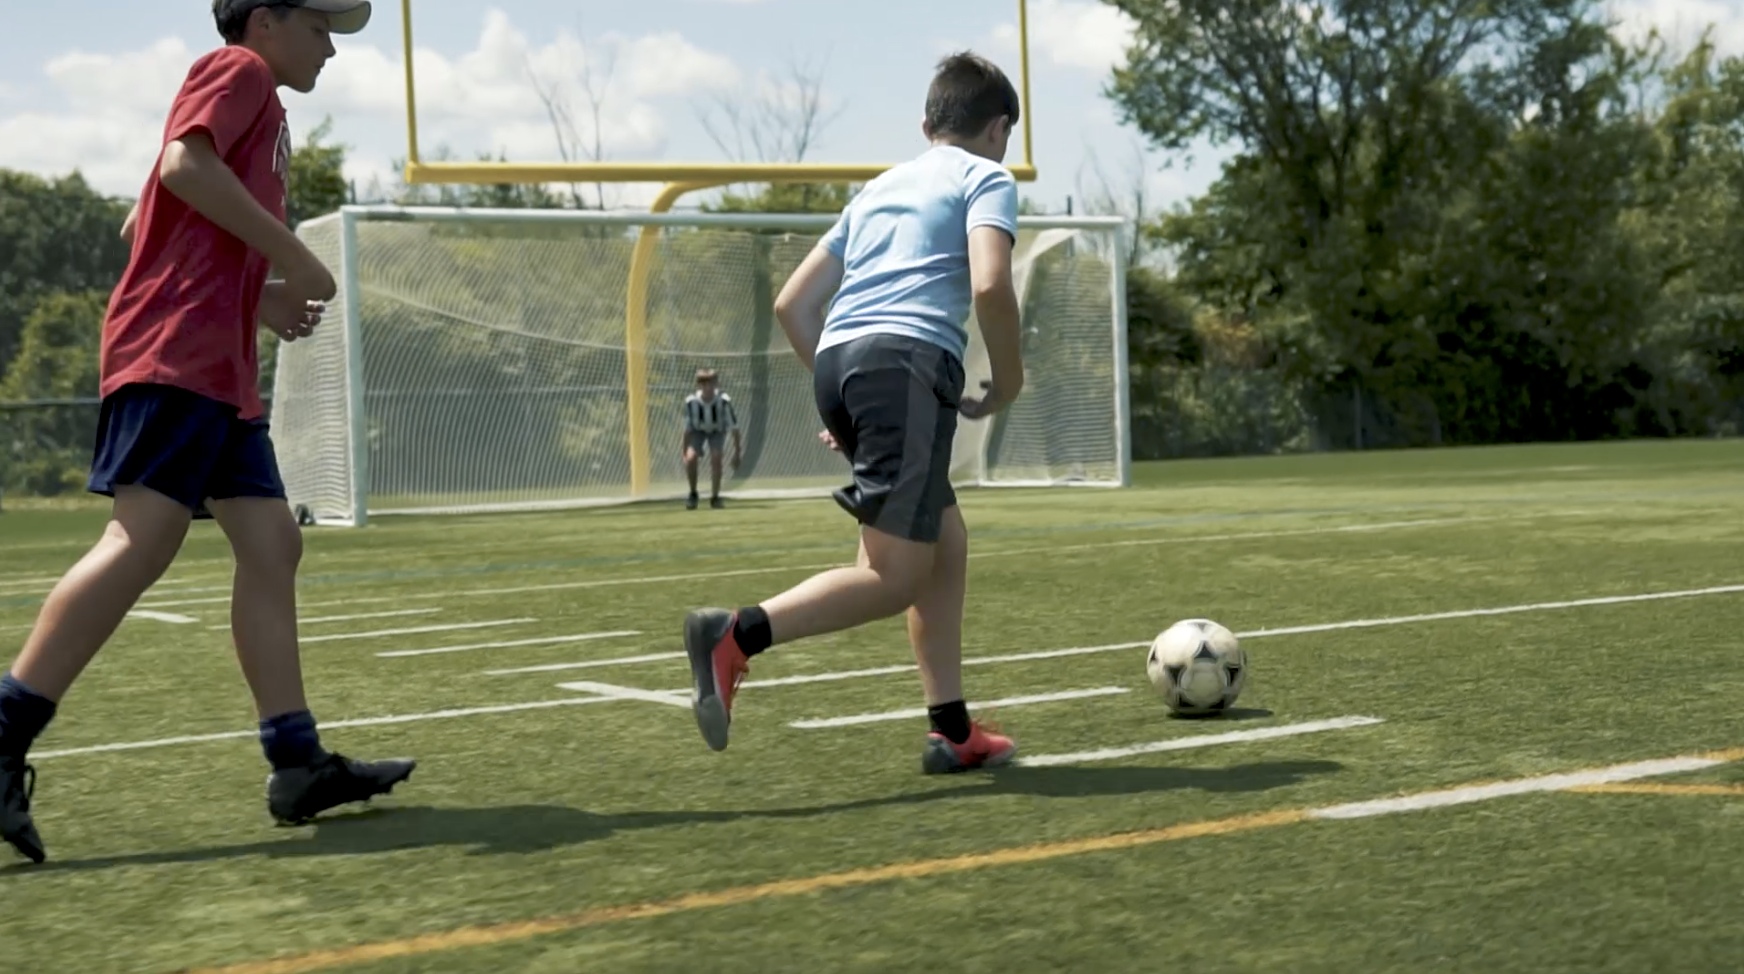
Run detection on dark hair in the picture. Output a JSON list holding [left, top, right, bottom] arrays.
[[214, 0, 293, 44], [924, 52, 1020, 139]]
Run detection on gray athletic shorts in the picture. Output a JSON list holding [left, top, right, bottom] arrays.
[[813, 333, 963, 543], [685, 429, 727, 455]]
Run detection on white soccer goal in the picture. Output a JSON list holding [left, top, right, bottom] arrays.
[[272, 205, 1130, 526]]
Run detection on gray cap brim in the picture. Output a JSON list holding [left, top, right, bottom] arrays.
[[302, 0, 371, 34]]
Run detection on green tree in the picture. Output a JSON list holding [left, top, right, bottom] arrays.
[[706, 182, 854, 214], [0, 289, 107, 495], [1107, 0, 1696, 446], [0, 169, 130, 381], [286, 116, 351, 228]]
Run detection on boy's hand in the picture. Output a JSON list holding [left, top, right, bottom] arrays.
[[959, 380, 1011, 420], [818, 429, 843, 452], [282, 250, 338, 304], [261, 282, 324, 343]]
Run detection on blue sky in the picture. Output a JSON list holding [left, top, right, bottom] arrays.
[[2, 0, 1736, 212], [0, 0, 1229, 212]]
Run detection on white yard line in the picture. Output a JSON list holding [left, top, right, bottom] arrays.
[[204, 607, 442, 630], [375, 631, 642, 658], [740, 664, 919, 690], [137, 595, 406, 611], [134, 596, 233, 609], [30, 696, 619, 761], [301, 618, 536, 644], [1238, 584, 1744, 638], [125, 610, 198, 624], [308, 514, 1524, 608], [538, 582, 1744, 698], [969, 515, 1550, 560], [1310, 755, 1731, 819], [555, 680, 691, 708], [790, 687, 1131, 729], [486, 651, 685, 675], [1016, 716, 1386, 767]]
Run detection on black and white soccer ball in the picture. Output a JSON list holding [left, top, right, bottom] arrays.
[[1145, 618, 1246, 716]]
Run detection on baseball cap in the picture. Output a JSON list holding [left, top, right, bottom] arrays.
[[213, 0, 373, 36]]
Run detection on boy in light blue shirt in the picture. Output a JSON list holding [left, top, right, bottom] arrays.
[[682, 52, 1027, 773]]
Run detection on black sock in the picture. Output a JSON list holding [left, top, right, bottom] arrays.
[[0, 673, 57, 759], [259, 710, 326, 770], [927, 700, 971, 745], [733, 606, 773, 657]]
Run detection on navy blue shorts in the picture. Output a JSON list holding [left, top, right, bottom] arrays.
[[88, 383, 286, 517], [813, 334, 963, 543]]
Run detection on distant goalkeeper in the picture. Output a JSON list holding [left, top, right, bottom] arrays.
[[682, 368, 743, 510]]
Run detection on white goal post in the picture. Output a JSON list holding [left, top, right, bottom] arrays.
[[271, 205, 1130, 526]]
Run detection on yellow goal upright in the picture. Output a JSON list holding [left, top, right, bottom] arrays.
[[392, 0, 1045, 499]]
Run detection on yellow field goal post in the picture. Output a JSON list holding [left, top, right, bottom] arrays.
[[400, 0, 1043, 498]]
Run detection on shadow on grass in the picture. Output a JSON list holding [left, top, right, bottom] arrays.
[[9, 758, 1339, 873]]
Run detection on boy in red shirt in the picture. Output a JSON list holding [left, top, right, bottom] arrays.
[[0, 0, 414, 865]]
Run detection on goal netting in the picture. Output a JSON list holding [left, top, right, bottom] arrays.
[[271, 206, 1129, 525]]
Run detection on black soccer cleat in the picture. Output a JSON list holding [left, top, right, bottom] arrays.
[[709, 495, 724, 509], [266, 752, 416, 826], [0, 754, 45, 864], [686, 493, 700, 511]]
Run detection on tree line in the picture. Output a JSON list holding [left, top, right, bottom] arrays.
[[5, 0, 1741, 496]]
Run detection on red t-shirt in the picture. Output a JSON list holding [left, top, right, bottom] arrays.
[[101, 45, 290, 421]]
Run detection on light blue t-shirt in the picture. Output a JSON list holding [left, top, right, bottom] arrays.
[[813, 145, 1019, 363]]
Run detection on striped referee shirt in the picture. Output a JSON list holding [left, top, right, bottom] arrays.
[[683, 392, 739, 434]]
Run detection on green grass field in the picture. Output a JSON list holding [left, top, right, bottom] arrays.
[[2, 440, 1742, 974]]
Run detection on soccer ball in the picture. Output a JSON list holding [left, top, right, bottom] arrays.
[[1146, 618, 1246, 716]]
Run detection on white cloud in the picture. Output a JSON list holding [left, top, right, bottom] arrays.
[[0, 37, 194, 194], [992, 0, 1137, 74], [0, 10, 743, 200], [1607, 0, 1744, 54], [296, 10, 740, 166]]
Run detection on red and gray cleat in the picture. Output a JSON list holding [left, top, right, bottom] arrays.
[[921, 721, 1018, 774], [684, 608, 749, 752]]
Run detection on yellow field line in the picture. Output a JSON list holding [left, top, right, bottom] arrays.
[[1569, 782, 1744, 797], [177, 809, 1306, 974], [173, 746, 1744, 974]]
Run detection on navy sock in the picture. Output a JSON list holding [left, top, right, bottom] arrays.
[[259, 710, 326, 770], [927, 700, 971, 745], [733, 606, 773, 657], [0, 673, 57, 759]]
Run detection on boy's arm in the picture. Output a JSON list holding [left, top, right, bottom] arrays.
[[773, 244, 844, 371], [968, 226, 1023, 407], [962, 166, 1023, 417], [159, 133, 334, 301], [120, 202, 139, 244]]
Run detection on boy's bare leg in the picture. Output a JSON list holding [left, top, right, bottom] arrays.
[[1, 486, 190, 863], [907, 505, 968, 707], [709, 451, 725, 500], [761, 527, 933, 643], [207, 495, 416, 826], [681, 527, 933, 751], [684, 447, 701, 495], [207, 497, 308, 719], [904, 505, 1018, 770], [10, 486, 191, 700]]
